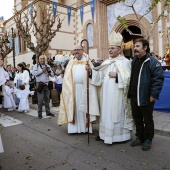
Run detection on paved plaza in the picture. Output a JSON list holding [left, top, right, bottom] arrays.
[[0, 102, 170, 170]]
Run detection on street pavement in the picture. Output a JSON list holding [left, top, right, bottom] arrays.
[[0, 102, 170, 170]]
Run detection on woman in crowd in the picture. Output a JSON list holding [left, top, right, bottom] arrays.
[[14, 63, 30, 105]]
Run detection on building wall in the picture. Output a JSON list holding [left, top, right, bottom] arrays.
[[5, 0, 77, 66], [4, 0, 169, 66]]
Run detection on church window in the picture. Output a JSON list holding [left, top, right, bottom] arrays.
[[87, 23, 93, 47]]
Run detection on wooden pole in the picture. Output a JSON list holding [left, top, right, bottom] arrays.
[[81, 39, 90, 144]]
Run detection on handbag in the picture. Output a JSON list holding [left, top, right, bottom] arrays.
[[36, 82, 46, 93]]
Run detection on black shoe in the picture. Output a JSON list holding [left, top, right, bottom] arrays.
[[131, 137, 144, 147], [38, 115, 42, 119], [46, 113, 55, 117], [95, 135, 102, 141], [142, 139, 152, 151]]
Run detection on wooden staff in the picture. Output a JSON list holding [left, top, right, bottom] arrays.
[[81, 39, 90, 144]]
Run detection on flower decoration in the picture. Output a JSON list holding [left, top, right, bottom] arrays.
[[165, 53, 170, 60], [164, 45, 170, 61]]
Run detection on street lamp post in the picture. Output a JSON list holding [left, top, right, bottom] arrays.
[[11, 27, 16, 68]]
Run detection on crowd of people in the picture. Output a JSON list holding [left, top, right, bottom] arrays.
[[0, 30, 166, 153], [0, 57, 65, 114]]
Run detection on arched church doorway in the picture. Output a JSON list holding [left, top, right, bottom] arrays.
[[122, 26, 142, 59]]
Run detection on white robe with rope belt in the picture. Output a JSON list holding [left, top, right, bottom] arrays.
[[68, 62, 92, 133], [58, 55, 100, 134]]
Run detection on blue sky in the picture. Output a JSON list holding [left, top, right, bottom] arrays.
[[0, 0, 14, 20]]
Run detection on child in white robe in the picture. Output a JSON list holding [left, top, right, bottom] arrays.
[[3, 80, 16, 111], [14, 85, 34, 113]]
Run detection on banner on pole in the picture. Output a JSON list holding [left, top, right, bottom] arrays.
[[80, 5, 84, 25], [67, 6, 71, 25], [52, 2, 57, 17], [0, 16, 4, 20], [90, 0, 95, 21]]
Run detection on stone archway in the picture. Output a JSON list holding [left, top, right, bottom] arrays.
[[122, 25, 142, 59], [110, 14, 152, 58], [112, 14, 152, 38]]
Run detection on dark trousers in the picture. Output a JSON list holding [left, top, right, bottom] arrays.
[[0, 86, 2, 105], [37, 84, 51, 116], [130, 97, 154, 141]]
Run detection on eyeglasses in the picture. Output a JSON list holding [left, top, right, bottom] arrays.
[[108, 47, 118, 50], [74, 49, 83, 52]]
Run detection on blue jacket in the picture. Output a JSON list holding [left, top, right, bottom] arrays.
[[128, 54, 164, 106]]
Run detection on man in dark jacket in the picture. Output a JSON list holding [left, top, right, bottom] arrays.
[[128, 39, 164, 151]]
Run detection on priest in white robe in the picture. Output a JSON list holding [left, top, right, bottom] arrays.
[[58, 44, 100, 133], [89, 31, 134, 144], [0, 57, 9, 86], [0, 56, 8, 153]]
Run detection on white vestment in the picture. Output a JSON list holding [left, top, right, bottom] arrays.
[[68, 63, 92, 133], [14, 88, 34, 111], [91, 55, 133, 144], [3, 85, 16, 109], [0, 67, 8, 153], [58, 55, 100, 134], [14, 70, 30, 90], [0, 67, 9, 86]]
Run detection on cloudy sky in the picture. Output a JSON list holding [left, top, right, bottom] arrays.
[[0, 0, 14, 20]]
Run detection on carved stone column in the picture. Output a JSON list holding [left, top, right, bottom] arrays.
[[96, 1, 108, 60]]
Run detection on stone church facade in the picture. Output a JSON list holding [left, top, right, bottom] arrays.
[[3, 0, 168, 66]]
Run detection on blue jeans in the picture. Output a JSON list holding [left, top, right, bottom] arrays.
[[55, 84, 62, 101]]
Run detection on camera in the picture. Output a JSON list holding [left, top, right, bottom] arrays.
[[46, 66, 51, 73]]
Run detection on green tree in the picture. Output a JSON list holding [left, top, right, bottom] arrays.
[[14, 1, 64, 59]]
